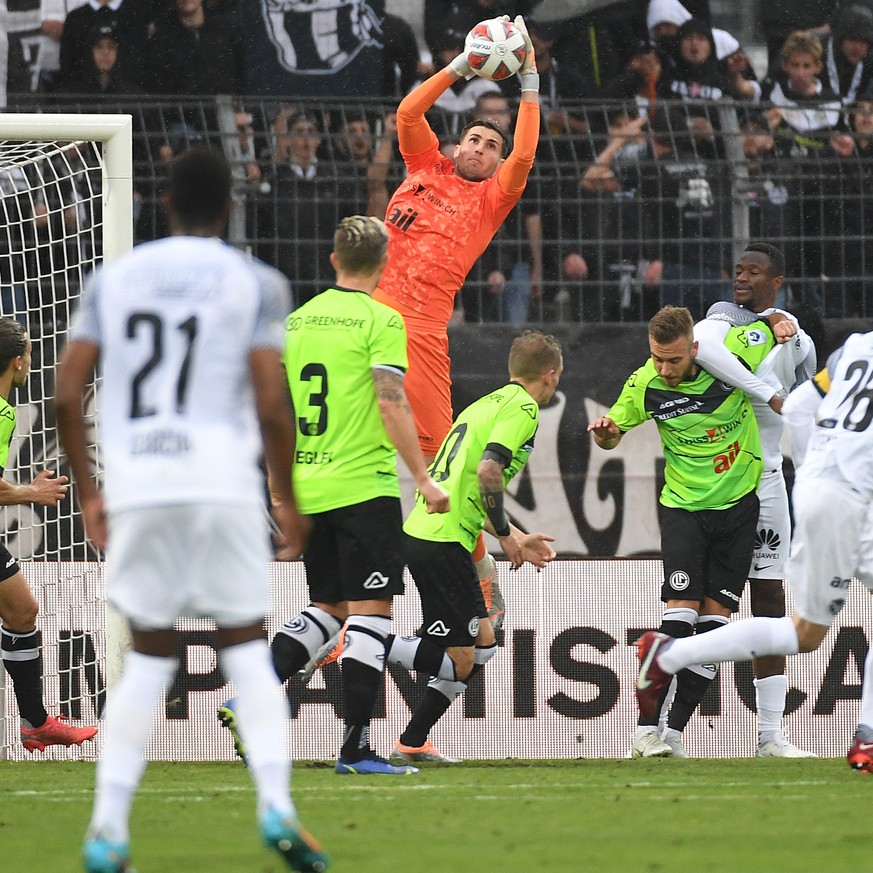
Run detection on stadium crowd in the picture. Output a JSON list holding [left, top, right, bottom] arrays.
[[3, 1, 873, 323]]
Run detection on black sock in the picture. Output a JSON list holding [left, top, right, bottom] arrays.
[[666, 668, 715, 731], [271, 633, 310, 682], [339, 658, 383, 760], [2, 628, 47, 728], [400, 687, 455, 748]]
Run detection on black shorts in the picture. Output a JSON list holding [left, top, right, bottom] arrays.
[[0, 543, 18, 583], [659, 489, 760, 613], [403, 533, 486, 647], [303, 496, 405, 604]]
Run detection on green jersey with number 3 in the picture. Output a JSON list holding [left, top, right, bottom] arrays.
[[283, 286, 408, 514], [404, 382, 539, 551], [607, 323, 774, 511]]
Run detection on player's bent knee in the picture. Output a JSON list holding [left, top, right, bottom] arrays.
[[449, 647, 475, 680]]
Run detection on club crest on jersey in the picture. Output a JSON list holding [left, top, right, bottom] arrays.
[[362, 571, 389, 589], [669, 570, 690, 591], [468, 617, 480, 637]]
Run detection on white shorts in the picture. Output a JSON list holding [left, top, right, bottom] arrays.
[[787, 478, 871, 627], [748, 469, 791, 580], [105, 503, 271, 630]]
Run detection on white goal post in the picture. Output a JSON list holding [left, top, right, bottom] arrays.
[[0, 114, 132, 760]]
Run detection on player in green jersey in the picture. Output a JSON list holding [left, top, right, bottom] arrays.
[[588, 305, 774, 758], [0, 317, 97, 753], [219, 215, 449, 776], [384, 330, 562, 764]]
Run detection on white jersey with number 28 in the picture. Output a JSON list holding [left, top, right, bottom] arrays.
[[801, 330, 873, 501], [69, 236, 290, 513]]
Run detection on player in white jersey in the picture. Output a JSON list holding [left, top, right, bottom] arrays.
[[55, 149, 328, 873], [636, 329, 873, 772], [690, 242, 817, 758]]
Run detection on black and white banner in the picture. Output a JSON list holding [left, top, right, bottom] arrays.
[[3, 560, 869, 761]]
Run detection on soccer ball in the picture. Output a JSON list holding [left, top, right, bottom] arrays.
[[464, 18, 527, 81]]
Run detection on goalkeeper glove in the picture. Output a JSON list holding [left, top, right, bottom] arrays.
[[449, 51, 474, 79], [514, 15, 540, 93]]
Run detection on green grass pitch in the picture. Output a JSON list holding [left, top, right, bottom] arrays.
[[3, 758, 869, 872]]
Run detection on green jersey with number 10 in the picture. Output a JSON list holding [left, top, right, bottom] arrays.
[[283, 286, 408, 514], [404, 382, 539, 551]]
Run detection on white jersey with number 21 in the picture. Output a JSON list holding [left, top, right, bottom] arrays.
[[69, 236, 290, 513]]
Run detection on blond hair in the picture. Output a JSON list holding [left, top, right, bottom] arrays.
[[508, 330, 563, 381], [780, 30, 823, 64], [333, 215, 388, 274]]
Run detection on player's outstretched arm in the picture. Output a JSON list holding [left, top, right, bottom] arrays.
[[497, 15, 540, 193], [587, 416, 623, 450], [517, 528, 556, 569], [373, 367, 449, 513], [396, 63, 462, 157], [55, 339, 105, 550]]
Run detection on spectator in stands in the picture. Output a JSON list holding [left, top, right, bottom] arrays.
[[600, 36, 664, 115], [329, 112, 404, 218], [383, 12, 431, 99], [661, 17, 758, 103], [579, 109, 649, 320], [817, 3, 873, 105], [147, 0, 244, 94], [364, 113, 402, 220], [38, 0, 88, 91], [509, 18, 594, 165], [821, 86, 873, 315], [737, 111, 801, 292], [761, 0, 837, 67], [647, 0, 691, 56], [58, 0, 150, 90], [765, 31, 842, 148], [60, 19, 142, 94], [252, 108, 358, 306], [764, 31, 842, 312], [584, 104, 730, 320]]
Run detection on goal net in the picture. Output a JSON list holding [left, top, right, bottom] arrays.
[[0, 115, 131, 761]]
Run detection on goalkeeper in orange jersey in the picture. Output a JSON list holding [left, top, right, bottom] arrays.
[[374, 14, 541, 629]]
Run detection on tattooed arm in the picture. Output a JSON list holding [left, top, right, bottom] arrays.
[[373, 366, 449, 513]]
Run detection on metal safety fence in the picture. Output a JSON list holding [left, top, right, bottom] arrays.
[[7, 91, 871, 323]]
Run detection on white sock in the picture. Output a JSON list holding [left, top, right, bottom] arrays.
[[659, 616, 800, 674], [90, 652, 178, 844], [386, 635, 456, 680], [755, 674, 787, 738], [858, 645, 873, 731], [221, 639, 293, 817]]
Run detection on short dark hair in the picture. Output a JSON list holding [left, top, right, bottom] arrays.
[[458, 117, 511, 158], [168, 147, 231, 229], [744, 241, 785, 277], [0, 317, 26, 374]]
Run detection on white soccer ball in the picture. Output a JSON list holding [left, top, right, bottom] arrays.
[[464, 18, 528, 81]]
